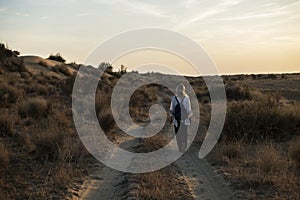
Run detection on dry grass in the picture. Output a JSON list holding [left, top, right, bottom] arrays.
[[98, 109, 115, 133], [30, 118, 65, 162], [212, 141, 300, 199], [136, 166, 193, 200], [288, 136, 300, 166], [0, 142, 9, 171], [38, 60, 50, 68], [0, 82, 22, 105], [3, 57, 26, 72], [0, 113, 14, 136], [223, 94, 299, 142], [18, 97, 50, 119], [225, 83, 252, 101], [215, 141, 242, 160], [255, 144, 289, 181]]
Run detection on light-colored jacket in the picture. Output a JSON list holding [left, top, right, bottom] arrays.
[[169, 95, 193, 127]]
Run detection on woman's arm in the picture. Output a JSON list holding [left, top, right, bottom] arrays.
[[169, 96, 174, 116], [185, 96, 193, 118]]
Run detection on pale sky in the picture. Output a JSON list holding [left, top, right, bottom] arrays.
[[1, 0, 300, 75]]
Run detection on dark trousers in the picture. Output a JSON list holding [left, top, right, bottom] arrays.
[[174, 120, 187, 152]]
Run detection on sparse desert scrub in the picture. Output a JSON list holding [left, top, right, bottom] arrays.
[[56, 64, 73, 76], [30, 118, 65, 162], [225, 83, 252, 101], [0, 82, 22, 105], [255, 144, 289, 181], [288, 135, 300, 166], [0, 142, 9, 171], [223, 94, 299, 142], [18, 97, 50, 119], [136, 166, 193, 200], [214, 140, 242, 160], [95, 90, 115, 133], [98, 109, 115, 133], [211, 140, 299, 199], [48, 53, 65, 63], [3, 57, 26, 72], [0, 113, 14, 136], [38, 59, 50, 67]]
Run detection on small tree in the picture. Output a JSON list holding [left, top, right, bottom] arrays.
[[120, 64, 127, 74], [98, 62, 113, 73], [48, 53, 66, 63]]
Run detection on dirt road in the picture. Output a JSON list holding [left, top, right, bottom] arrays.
[[76, 131, 232, 200]]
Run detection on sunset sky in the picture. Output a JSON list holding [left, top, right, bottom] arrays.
[[1, 0, 300, 75]]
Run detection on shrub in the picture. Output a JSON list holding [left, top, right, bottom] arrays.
[[98, 109, 115, 133], [3, 57, 26, 72], [0, 43, 19, 61], [57, 64, 73, 76], [288, 136, 300, 166], [223, 94, 299, 142], [48, 53, 66, 63], [0, 142, 9, 171], [216, 141, 241, 160], [18, 97, 50, 119], [0, 114, 13, 136], [38, 60, 50, 67], [225, 83, 252, 101], [0, 82, 21, 105], [30, 118, 64, 162], [255, 144, 289, 183]]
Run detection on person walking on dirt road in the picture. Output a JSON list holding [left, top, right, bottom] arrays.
[[170, 83, 193, 152]]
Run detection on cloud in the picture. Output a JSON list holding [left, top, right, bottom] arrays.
[[218, 11, 286, 21], [175, 0, 244, 29], [76, 12, 95, 17], [40, 16, 49, 20], [0, 7, 7, 12], [94, 0, 172, 18]]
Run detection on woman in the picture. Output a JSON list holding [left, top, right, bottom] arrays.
[[170, 83, 193, 152]]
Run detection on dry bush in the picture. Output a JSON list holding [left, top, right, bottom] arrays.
[[3, 57, 26, 72], [288, 136, 300, 166], [63, 74, 76, 95], [59, 136, 87, 163], [98, 109, 115, 133], [48, 53, 65, 63], [95, 90, 115, 133], [255, 144, 288, 179], [137, 166, 193, 200], [0, 114, 14, 136], [225, 83, 252, 101], [223, 94, 299, 142], [34, 84, 50, 96], [30, 118, 64, 162], [215, 141, 241, 160], [0, 43, 16, 61], [18, 97, 50, 119], [0, 82, 22, 105], [57, 64, 73, 76], [38, 60, 50, 68], [0, 142, 9, 171]]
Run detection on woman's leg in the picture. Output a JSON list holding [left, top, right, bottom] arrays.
[[176, 122, 187, 152]]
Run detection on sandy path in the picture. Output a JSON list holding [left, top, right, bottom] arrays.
[[76, 94, 232, 199], [77, 131, 232, 200], [175, 144, 232, 200], [79, 163, 127, 200]]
